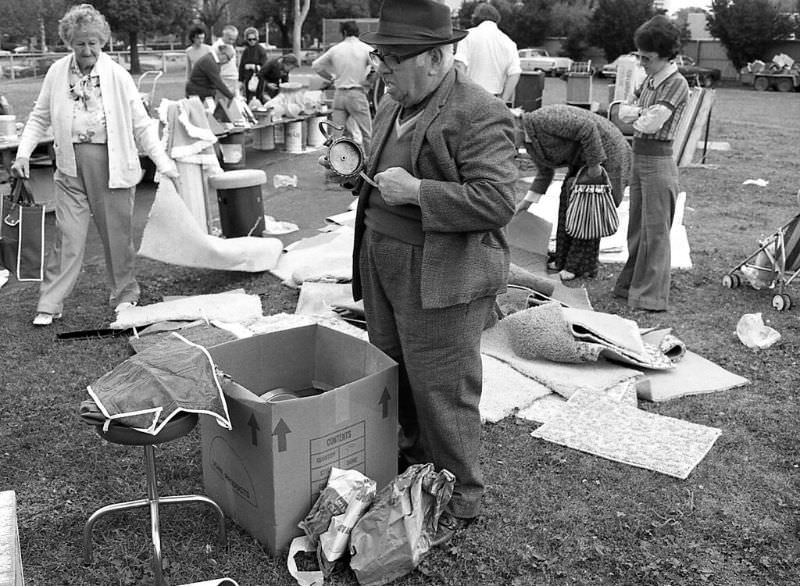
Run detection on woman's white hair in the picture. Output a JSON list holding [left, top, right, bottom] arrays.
[[58, 4, 111, 46]]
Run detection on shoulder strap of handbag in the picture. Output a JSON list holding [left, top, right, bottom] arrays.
[[10, 177, 35, 206]]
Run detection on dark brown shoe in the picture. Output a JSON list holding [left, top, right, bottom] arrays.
[[431, 512, 473, 548]]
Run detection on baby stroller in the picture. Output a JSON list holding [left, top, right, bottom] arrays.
[[722, 208, 800, 311]]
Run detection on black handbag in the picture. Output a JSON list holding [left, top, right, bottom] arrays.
[[0, 177, 46, 281], [564, 166, 619, 240]]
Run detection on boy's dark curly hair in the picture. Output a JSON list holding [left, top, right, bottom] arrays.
[[634, 15, 681, 60]]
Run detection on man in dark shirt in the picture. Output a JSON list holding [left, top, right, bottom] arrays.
[[258, 53, 299, 98], [185, 44, 235, 101]]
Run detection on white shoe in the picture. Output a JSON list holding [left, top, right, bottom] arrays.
[[114, 301, 137, 314], [559, 270, 576, 281], [33, 312, 62, 326]]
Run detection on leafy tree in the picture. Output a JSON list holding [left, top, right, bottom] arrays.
[[589, 0, 654, 61], [457, 0, 550, 48], [89, 0, 196, 73], [198, 0, 231, 38], [0, 0, 67, 50], [551, 0, 594, 59], [707, 0, 795, 69]]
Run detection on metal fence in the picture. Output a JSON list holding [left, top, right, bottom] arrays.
[[0, 50, 190, 80], [1, 46, 319, 81]]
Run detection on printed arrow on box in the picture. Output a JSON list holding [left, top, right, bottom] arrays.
[[273, 418, 291, 452], [379, 387, 391, 419], [248, 413, 260, 446]]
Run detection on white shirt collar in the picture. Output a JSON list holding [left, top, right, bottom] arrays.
[[652, 62, 678, 88]]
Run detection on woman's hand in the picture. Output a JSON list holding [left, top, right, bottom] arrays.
[[515, 199, 533, 214], [586, 164, 603, 179], [10, 157, 29, 179], [158, 161, 180, 184]]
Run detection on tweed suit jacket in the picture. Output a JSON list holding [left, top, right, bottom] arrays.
[[352, 68, 518, 308]]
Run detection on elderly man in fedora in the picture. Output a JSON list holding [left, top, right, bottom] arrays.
[[352, 0, 518, 545]]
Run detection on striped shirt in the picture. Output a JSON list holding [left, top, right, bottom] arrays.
[[633, 63, 689, 142]]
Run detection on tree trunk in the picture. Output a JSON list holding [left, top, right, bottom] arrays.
[[129, 31, 140, 75], [292, 0, 311, 60]]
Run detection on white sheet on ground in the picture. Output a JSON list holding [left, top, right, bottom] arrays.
[[295, 281, 358, 319], [271, 226, 354, 287], [521, 177, 692, 269], [111, 289, 263, 329]]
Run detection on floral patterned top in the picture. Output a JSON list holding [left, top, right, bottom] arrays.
[[69, 58, 107, 144]]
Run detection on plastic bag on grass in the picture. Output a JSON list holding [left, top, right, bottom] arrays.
[[736, 313, 780, 350], [349, 464, 455, 586]]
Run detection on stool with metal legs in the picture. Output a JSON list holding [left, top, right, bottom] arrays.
[[83, 412, 226, 586]]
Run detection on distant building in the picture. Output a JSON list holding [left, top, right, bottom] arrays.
[[687, 13, 713, 40]]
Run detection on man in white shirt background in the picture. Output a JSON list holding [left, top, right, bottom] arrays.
[[213, 24, 239, 96], [312, 20, 375, 154], [455, 3, 521, 105]]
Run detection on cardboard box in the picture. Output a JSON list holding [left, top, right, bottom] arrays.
[[0, 491, 24, 586], [201, 324, 398, 555]]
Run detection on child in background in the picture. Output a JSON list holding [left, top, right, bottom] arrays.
[[614, 15, 689, 312]]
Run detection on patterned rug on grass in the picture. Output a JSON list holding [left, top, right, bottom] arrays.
[[530, 389, 722, 479]]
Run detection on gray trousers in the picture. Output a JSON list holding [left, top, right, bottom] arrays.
[[614, 152, 678, 311], [332, 87, 372, 155], [358, 228, 493, 519], [37, 144, 139, 314]]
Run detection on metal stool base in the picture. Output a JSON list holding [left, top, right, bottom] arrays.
[[83, 444, 226, 586]]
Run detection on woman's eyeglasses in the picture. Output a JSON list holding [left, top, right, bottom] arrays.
[[247, 38, 258, 42], [369, 48, 429, 69]]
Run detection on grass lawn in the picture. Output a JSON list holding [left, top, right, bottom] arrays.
[[1, 69, 799, 585]]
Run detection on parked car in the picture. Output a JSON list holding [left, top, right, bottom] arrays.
[[600, 53, 720, 87], [674, 54, 721, 87], [599, 53, 638, 79], [518, 47, 573, 77]]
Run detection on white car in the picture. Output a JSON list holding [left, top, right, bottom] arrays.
[[518, 47, 573, 77], [600, 54, 639, 79]]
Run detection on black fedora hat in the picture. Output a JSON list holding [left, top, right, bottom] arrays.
[[360, 0, 467, 47]]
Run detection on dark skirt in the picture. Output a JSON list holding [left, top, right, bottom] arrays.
[[551, 173, 601, 277]]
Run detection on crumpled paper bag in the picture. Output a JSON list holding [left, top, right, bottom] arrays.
[[297, 467, 376, 577], [736, 313, 780, 349], [349, 464, 455, 586]]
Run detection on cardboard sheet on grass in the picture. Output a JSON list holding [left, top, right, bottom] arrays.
[[530, 389, 721, 479], [138, 180, 282, 272], [520, 177, 692, 269], [638, 329, 749, 402], [505, 212, 594, 310], [201, 324, 398, 554]]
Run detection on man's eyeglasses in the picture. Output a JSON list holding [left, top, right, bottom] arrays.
[[369, 48, 430, 69]]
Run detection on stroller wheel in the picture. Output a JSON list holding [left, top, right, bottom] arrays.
[[722, 274, 741, 289], [771, 293, 792, 311]]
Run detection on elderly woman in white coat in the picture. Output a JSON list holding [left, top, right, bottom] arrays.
[[12, 4, 179, 326]]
